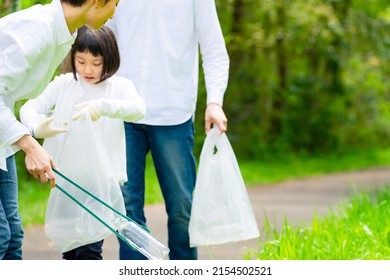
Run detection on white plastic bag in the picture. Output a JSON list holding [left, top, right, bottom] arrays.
[[189, 128, 260, 247], [44, 112, 125, 253]]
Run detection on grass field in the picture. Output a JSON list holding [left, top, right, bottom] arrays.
[[245, 187, 390, 260]]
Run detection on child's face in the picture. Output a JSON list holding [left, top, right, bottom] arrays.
[[75, 51, 103, 85]]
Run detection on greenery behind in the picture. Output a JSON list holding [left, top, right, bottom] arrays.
[[1, 0, 390, 225], [3, 0, 389, 159]]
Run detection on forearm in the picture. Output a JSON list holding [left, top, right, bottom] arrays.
[[20, 94, 55, 132], [17, 134, 40, 154], [98, 98, 146, 122], [0, 100, 30, 149], [16, 135, 57, 187]]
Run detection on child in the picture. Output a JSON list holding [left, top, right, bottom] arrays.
[[20, 25, 146, 260], [0, 0, 120, 260]]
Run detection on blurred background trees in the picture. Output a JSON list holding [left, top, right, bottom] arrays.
[[196, 0, 390, 160], [2, 0, 390, 160]]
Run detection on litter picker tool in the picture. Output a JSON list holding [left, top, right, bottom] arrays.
[[51, 168, 170, 260]]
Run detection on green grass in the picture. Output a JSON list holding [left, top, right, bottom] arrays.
[[240, 148, 390, 186], [245, 187, 390, 260], [18, 148, 390, 226]]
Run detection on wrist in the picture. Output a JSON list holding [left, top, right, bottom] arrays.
[[94, 99, 105, 116], [16, 135, 38, 153], [207, 102, 222, 108]]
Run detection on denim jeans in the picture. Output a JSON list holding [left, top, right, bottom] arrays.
[[0, 155, 23, 260], [119, 118, 197, 260]]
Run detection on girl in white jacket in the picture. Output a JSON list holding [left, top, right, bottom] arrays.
[[20, 25, 146, 260]]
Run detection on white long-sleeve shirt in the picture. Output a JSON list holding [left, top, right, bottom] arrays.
[[0, 0, 75, 170], [20, 73, 146, 184], [106, 0, 229, 126]]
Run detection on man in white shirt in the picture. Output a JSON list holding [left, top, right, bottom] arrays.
[[107, 0, 229, 260], [0, 0, 119, 260]]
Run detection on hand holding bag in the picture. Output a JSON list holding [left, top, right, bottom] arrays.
[[189, 128, 260, 247]]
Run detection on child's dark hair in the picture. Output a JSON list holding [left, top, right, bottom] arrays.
[[61, 0, 111, 7], [70, 25, 120, 83]]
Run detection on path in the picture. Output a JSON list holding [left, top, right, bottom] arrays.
[[22, 167, 390, 260]]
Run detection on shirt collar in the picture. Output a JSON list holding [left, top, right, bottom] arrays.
[[49, 0, 75, 45]]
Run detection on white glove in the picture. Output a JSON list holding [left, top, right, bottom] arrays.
[[32, 117, 69, 139], [72, 101, 101, 121]]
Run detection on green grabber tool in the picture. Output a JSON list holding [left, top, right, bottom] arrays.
[[51, 168, 170, 260]]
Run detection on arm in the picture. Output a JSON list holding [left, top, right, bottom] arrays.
[[20, 76, 68, 138], [20, 77, 61, 132], [0, 99, 56, 187], [195, 0, 230, 133], [0, 17, 58, 185], [0, 97, 30, 151], [17, 135, 57, 187], [0, 28, 36, 150], [73, 78, 146, 122]]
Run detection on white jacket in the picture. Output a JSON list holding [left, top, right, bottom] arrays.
[[20, 73, 146, 184]]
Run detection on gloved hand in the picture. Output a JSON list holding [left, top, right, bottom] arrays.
[[32, 117, 69, 139], [72, 101, 101, 121]]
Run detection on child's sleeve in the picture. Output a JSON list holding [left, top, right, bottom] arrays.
[[20, 78, 60, 132], [97, 78, 146, 122]]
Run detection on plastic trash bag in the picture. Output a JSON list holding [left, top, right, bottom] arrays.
[[44, 112, 125, 253], [189, 128, 260, 247]]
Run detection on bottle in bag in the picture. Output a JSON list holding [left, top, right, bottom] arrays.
[[113, 218, 170, 260]]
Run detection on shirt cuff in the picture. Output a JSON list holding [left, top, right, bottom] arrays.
[[206, 90, 224, 107], [0, 120, 30, 148]]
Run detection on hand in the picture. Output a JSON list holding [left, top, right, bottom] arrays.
[[205, 103, 228, 134], [72, 101, 101, 121], [16, 135, 57, 187], [32, 117, 69, 139]]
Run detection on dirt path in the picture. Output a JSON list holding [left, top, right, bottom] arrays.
[[22, 167, 390, 260]]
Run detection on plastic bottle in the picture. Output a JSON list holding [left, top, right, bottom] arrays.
[[113, 218, 170, 260]]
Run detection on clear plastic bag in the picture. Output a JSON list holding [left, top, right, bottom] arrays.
[[189, 128, 260, 247], [44, 112, 125, 253]]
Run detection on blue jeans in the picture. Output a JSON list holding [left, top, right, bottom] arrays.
[[119, 118, 197, 260], [0, 155, 23, 260]]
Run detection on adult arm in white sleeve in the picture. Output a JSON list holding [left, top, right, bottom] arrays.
[[0, 28, 36, 150], [0, 13, 59, 185], [0, 97, 30, 151], [195, 0, 230, 107], [195, 0, 229, 133], [1, 96, 57, 187]]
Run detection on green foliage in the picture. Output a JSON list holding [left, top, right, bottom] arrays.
[[3, 0, 390, 235], [20, 0, 50, 9], [247, 187, 390, 260], [196, 0, 390, 159], [240, 148, 390, 186], [3, 0, 390, 159]]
